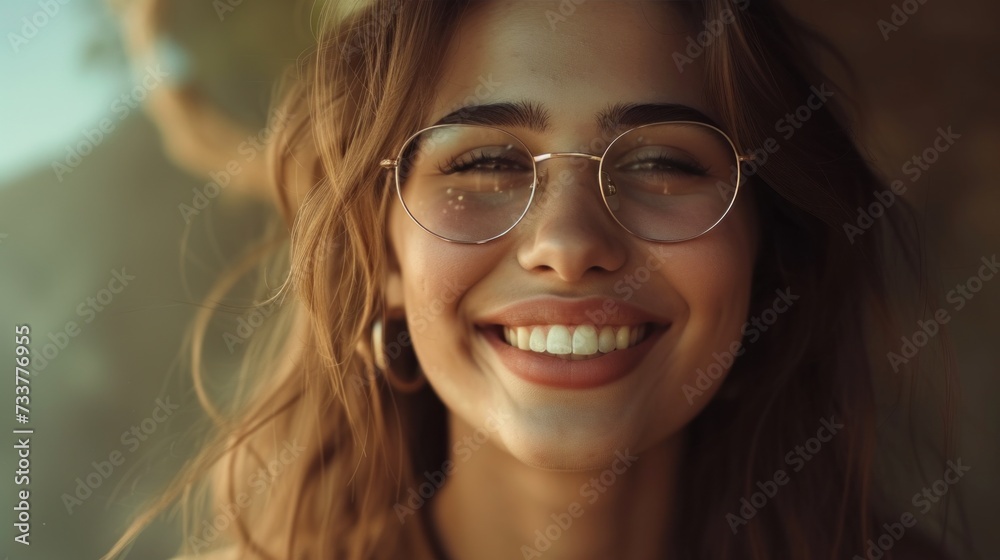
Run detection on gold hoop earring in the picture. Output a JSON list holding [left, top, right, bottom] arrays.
[[371, 317, 388, 371], [371, 317, 426, 392]]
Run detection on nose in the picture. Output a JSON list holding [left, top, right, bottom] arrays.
[[515, 157, 629, 283]]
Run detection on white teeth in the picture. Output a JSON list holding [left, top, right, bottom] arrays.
[[615, 326, 630, 350], [546, 325, 572, 355], [516, 326, 530, 350], [529, 328, 546, 352], [598, 326, 616, 353], [572, 325, 598, 355], [500, 324, 647, 356]]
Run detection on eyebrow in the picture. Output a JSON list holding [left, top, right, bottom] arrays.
[[429, 100, 719, 137]]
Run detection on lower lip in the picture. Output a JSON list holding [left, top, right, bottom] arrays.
[[481, 326, 666, 389]]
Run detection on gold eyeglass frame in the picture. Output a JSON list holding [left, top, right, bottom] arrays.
[[379, 121, 757, 244]]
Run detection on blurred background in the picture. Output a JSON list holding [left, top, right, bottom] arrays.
[[0, 0, 996, 558]]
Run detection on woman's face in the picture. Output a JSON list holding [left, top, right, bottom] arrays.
[[387, 0, 759, 470]]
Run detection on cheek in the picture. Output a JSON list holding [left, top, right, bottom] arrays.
[[400, 254, 469, 340], [390, 206, 471, 332], [389, 205, 494, 391], [640, 198, 758, 435], [679, 194, 758, 332], [387, 195, 761, 460], [680, 242, 754, 326]]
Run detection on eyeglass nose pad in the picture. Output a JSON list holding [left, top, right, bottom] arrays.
[[602, 172, 620, 212], [537, 167, 548, 187]]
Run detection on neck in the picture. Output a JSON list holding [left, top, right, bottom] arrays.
[[423, 415, 681, 560]]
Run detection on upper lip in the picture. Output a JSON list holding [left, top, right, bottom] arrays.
[[475, 296, 671, 328]]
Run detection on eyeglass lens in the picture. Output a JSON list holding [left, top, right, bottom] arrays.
[[395, 123, 740, 243]]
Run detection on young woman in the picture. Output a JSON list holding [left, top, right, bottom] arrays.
[[107, 0, 963, 558]]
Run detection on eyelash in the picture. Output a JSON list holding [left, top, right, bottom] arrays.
[[623, 152, 709, 176], [438, 151, 530, 174]]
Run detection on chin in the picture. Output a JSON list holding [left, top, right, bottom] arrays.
[[494, 417, 646, 473]]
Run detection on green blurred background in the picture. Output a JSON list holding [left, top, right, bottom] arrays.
[[0, 0, 997, 558]]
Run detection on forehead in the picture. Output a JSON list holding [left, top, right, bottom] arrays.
[[427, 0, 713, 134]]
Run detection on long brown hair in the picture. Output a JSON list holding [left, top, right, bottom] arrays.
[[105, 1, 961, 558]]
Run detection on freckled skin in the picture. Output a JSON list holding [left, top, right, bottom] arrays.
[[387, 0, 759, 471]]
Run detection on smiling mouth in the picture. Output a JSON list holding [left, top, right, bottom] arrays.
[[495, 323, 653, 360]]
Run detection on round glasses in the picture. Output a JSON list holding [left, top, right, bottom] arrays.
[[379, 121, 755, 244]]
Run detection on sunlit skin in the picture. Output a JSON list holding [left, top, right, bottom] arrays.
[[386, 1, 760, 558]]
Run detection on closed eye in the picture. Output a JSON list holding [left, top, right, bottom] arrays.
[[439, 149, 533, 175]]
